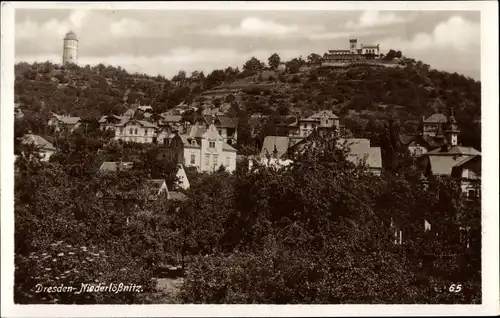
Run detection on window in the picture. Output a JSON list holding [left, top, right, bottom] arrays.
[[213, 155, 218, 170], [191, 154, 195, 165], [205, 154, 210, 166], [225, 157, 230, 167], [129, 128, 133, 135], [209, 141, 216, 148], [145, 129, 148, 136], [134, 128, 138, 135], [191, 140, 196, 146]]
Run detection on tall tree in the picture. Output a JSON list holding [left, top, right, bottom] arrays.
[[268, 53, 281, 70]]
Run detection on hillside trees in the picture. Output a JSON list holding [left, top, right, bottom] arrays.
[[268, 53, 281, 70], [243, 57, 264, 73]]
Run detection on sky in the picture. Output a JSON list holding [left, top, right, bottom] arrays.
[[15, 9, 481, 80]]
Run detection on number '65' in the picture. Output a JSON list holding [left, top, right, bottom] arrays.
[[449, 284, 462, 292]]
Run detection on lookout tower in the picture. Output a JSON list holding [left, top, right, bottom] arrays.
[[62, 31, 79, 65], [349, 38, 358, 54]]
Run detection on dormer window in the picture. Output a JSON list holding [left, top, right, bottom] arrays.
[[191, 140, 196, 146], [209, 141, 215, 148]]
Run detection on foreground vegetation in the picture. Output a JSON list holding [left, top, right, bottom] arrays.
[[15, 129, 481, 304]]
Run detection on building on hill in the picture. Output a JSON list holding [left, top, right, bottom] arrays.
[[114, 119, 159, 143], [285, 110, 343, 139], [158, 124, 237, 173], [322, 38, 381, 64], [421, 112, 481, 196], [195, 114, 239, 146], [48, 113, 81, 133], [400, 112, 462, 157], [99, 115, 123, 131], [20, 133, 57, 162], [62, 30, 78, 65], [423, 113, 448, 137]]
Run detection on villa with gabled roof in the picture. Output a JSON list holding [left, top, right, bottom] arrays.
[[158, 123, 237, 173]]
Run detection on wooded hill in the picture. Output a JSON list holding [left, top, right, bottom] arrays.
[[14, 53, 481, 151]]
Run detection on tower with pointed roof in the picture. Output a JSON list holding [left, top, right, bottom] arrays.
[[62, 31, 79, 65], [444, 110, 460, 146]]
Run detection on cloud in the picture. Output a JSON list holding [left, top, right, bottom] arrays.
[[110, 18, 146, 37], [15, 48, 302, 79], [16, 9, 151, 44], [378, 15, 480, 79], [345, 11, 407, 29], [201, 16, 324, 38], [378, 16, 480, 52]]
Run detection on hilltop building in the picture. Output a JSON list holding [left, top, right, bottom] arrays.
[[62, 31, 79, 65], [322, 38, 381, 64]]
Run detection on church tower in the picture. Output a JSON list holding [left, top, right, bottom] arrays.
[[62, 31, 79, 65], [444, 110, 460, 146]]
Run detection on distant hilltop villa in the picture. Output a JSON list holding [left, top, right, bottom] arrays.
[[62, 30, 79, 65], [322, 38, 381, 64]]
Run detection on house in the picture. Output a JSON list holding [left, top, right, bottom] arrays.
[[195, 114, 239, 146], [160, 114, 188, 133], [174, 164, 190, 190], [451, 155, 481, 198], [114, 119, 159, 143], [99, 161, 134, 172], [258, 134, 383, 176], [286, 110, 343, 139], [98, 115, 123, 131], [144, 112, 164, 125], [159, 124, 238, 173], [400, 112, 460, 157], [422, 113, 448, 137], [48, 113, 81, 133], [137, 105, 154, 113], [20, 134, 57, 162], [421, 112, 481, 195], [156, 124, 177, 146]]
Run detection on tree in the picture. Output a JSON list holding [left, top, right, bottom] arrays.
[[268, 53, 281, 70], [243, 57, 263, 73], [307, 53, 322, 66]]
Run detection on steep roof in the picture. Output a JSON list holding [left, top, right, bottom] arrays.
[[169, 191, 188, 202], [21, 134, 56, 151], [52, 114, 81, 125], [188, 125, 207, 138], [99, 161, 134, 172], [260, 136, 290, 158], [424, 113, 447, 123], [162, 115, 183, 123], [428, 156, 464, 176], [222, 142, 237, 152], [201, 115, 239, 129], [308, 110, 339, 120], [426, 145, 481, 156], [115, 119, 158, 129]]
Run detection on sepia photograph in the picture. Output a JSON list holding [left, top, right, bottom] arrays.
[[1, 1, 499, 317]]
